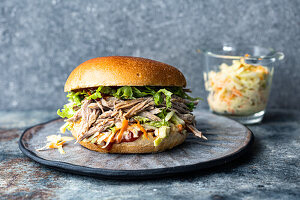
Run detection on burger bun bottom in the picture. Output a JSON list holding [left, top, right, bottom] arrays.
[[71, 127, 188, 154]]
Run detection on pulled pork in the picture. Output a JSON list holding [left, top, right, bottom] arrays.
[[67, 95, 206, 146]]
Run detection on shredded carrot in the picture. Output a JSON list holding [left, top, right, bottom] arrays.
[[57, 141, 66, 146], [97, 133, 105, 138], [104, 135, 112, 142], [229, 94, 235, 100], [116, 119, 128, 143], [222, 96, 232, 106], [48, 143, 56, 148], [48, 141, 66, 148], [36, 135, 74, 154], [257, 66, 268, 74], [224, 77, 230, 83], [135, 120, 148, 140], [232, 88, 242, 97], [177, 124, 183, 132]]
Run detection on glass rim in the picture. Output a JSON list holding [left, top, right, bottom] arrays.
[[199, 44, 284, 62]]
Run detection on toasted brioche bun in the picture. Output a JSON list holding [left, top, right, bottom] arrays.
[[64, 56, 186, 92], [71, 122, 188, 154]]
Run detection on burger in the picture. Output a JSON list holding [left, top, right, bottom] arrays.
[[57, 56, 206, 153]]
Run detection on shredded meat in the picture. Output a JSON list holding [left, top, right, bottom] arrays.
[[75, 100, 91, 139], [186, 124, 207, 140], [171, 102, 190, 114], [96, 100, 104, 113], [124, 98, 153, 118], [66, 109, 82, 122], [101, 97, 120, 109], [70, 94, 204, 141], [171, 96, 199, 105], [88, 103, 99, 109], [114, 98, 145, 110], [148, 108, 161, 115], [177, 113, 195, 124], [138, 111, 161, 121], [98, 110, 113, 119], [88, 101, 105, 113], [81, 120, 114, 140]]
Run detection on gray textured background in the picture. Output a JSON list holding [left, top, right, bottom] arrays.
[[0, 0, 299, 111]]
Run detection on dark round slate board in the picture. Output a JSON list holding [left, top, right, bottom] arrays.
[[19, 111, 253, 179]]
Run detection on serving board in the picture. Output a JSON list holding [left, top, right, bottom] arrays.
[[19, 111, 253, 179]]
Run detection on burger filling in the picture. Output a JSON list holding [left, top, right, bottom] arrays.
[[57, 86, 206, 149]]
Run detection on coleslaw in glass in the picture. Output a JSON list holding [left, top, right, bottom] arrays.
[[201, 44, 284, 124], [204, 58, 273, 116]]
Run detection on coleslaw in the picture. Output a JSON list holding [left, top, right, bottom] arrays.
[[204, 58, 273, 116], [36, 134, 75, 154]]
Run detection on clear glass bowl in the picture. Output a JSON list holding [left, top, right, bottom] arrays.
[[202, 44, 284, 124]]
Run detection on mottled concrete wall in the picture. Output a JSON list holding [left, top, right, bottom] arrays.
[[0, 0, 299, 111]]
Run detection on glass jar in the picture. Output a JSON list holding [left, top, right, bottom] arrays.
[[202, 44, 284, 124]]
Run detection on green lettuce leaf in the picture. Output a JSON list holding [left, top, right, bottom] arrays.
[[167, 86, 201, 101], [57, 103, 76, 118], [66, 91, 88, 105], [157, 108, 167, 119], [168, 86, 186, 98], [87, 86, 103, 100], [186, 102, 195, 111], [113, 86, 134, 99], [100, 86, 116, 95], [154, 89, 173, 108], [132, 87, 155, 98]]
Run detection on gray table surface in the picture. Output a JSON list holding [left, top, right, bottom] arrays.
[[0, 109, 299, 200]]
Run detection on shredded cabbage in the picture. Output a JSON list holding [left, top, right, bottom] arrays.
[[133, 116, 151, 123]]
